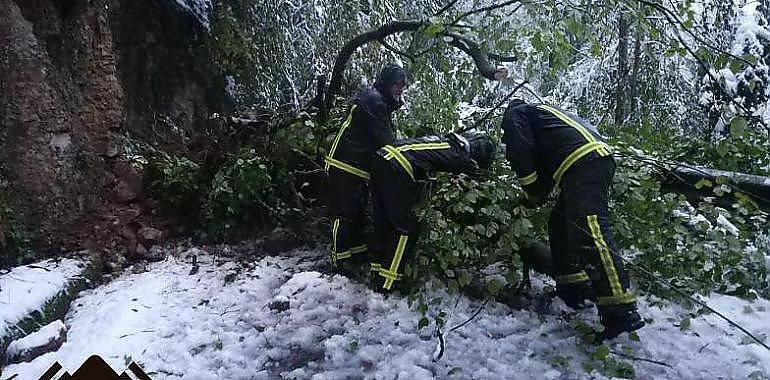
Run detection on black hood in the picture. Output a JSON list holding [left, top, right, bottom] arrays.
[[374, 63, 408, 109]]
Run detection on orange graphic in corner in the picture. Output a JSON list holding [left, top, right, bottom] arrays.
[[34, 355, 152, 380]]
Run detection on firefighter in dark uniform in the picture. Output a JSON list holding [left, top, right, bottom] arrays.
[[501, 99, 644, 341], [369, 131, 496, 293], [325, 64, 409, 275]]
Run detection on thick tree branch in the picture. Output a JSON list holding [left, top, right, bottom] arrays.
[[446, 32, 509, 81], [324, 20, 425, 117], [450, 0, 521, 25], [435, 0, 461, 16], [379, 37, 416, 63], [321, 20, 511, 121], [489, 52, 518, 62]]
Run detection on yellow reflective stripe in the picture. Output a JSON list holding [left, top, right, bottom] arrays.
[[350, 244, 368, 254], [378, 269, 402, 280], [382, 145, 415, 180], [325, 157, 371, 180], [385, 142, 452, 159], [556, 271, 590, 284], [552, 141, 609, 186], [325, 105, 357, 170], [538, 104, 610, 156], [587, 215, 624, 297], [331, 219, 340, 265], [597, 293, 637, 306], [383, 235, 409, 290], [537, 104, 604, 150], [334, 250, 352, 260], [370, 263, 382, 272], [519, 171, 538, 186]]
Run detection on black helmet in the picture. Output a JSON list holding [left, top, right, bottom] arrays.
[[375, 63, 408, 97], [375, 63, 408, 87], [460, 130, 496, 169]]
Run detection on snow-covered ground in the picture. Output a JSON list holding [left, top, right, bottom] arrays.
[[1, 258, 86, 337], [2, 249, 770, 379]]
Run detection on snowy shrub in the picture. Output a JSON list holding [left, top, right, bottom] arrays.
[[205, 148, 277, 238], [410, 159, 545, 294], [146, 152, 205, 226], [611, 156, 770, 300]]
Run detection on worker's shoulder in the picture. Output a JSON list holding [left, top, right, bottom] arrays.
[[355, 87, 387, 111]]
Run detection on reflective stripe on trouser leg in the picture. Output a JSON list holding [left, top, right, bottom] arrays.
[[379, 235, 409, 290], [331, 218, 340, 266], [586, 214, 636, 305], [556, 271, 590, 284], [330, 218, 356, 263]]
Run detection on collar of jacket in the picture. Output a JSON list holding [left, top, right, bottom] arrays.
[[374, 84, 403, 113]]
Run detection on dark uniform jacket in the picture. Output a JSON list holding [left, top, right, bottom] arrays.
[[374, 134, 479, 181], [325, 86, 402, 180], [502, 103, 611, 198]]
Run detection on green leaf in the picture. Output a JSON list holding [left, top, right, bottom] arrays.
[[679, 317, 691, 331], [418, 317, 430, 329], [422, 24, 444, 37], [716, 142, 730, 157], [592, 345, 610, 360], [730, 116, 747, 138], [591, 40, 602, 57], [715, 175, 730, 185], [694, 178, 712, 189], [487, 279, 502, 295], [730, 58, 743, 74], [629, 331, 640, 341]]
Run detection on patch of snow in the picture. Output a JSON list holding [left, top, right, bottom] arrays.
[[0, 258, 85, 337], [172, 0, 212, 30], [716, 214, 741, 236], [5, 320, 66, 359], [3, 251, 770, 379], [689, 213, 712, 229]]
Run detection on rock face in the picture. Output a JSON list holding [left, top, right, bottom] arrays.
[[0, 0, 225, 267]]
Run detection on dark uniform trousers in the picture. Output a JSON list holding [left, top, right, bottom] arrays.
[[548, 156, 636, 313], [327, 167, 369, 267], [369, 155, 421, 291]]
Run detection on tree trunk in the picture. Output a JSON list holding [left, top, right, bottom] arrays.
[[661, 164, 770, 210], [628, 24, 642, 124], [614, 12, 629, 127]]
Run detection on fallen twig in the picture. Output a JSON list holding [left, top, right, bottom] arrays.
[[450, 297, 491, 332], [25, 264, 51, 271], [119, 329, 155, 339], [610, 349, 673, 368]]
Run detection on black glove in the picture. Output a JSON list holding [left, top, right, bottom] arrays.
[[522, 193, 545, 208]]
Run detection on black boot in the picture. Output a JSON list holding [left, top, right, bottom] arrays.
[[555, 281, 596, 309], [597, 305, 645, 341], [333, 254, 369, 283]]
